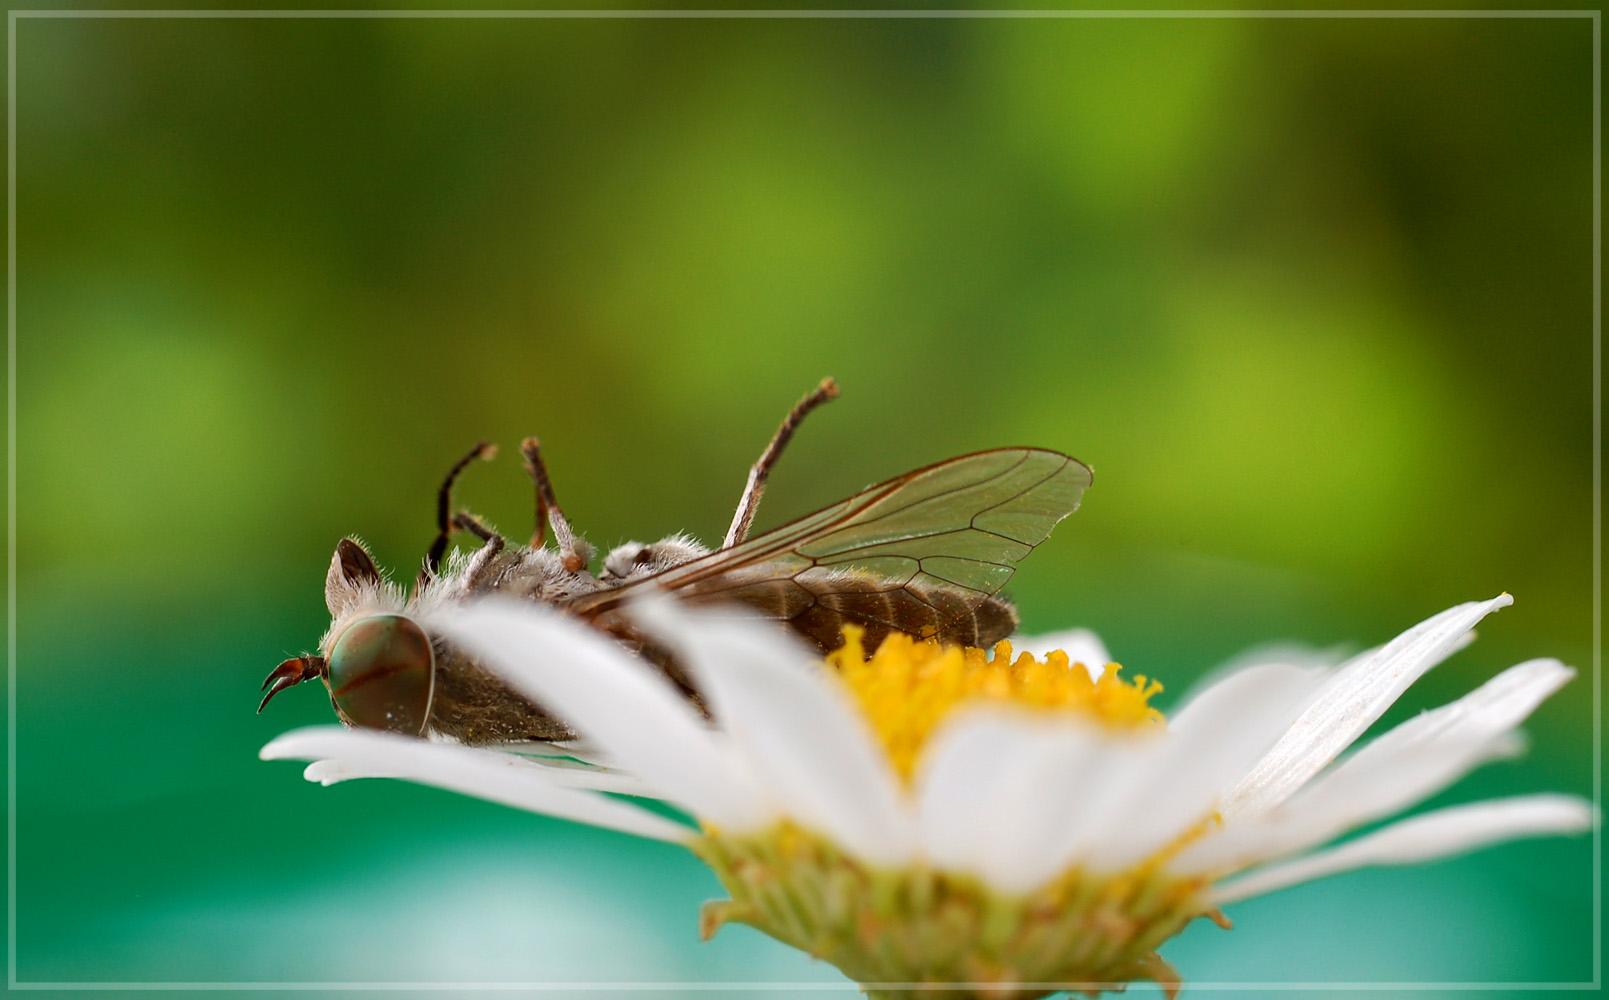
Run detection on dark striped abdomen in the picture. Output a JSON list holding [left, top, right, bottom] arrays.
[[766, 575, 1019, 656], [586, 565, 1023, 661]]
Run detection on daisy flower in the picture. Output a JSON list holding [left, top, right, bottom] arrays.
[[261, 592, 1592, 998]]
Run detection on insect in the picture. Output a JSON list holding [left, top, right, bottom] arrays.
[[259, 379, 1093, 744]]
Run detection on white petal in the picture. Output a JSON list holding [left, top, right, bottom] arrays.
[[1342, 658, 1573, 770], [915, 713, 1019, 873], [1010, 628, 1111, 681], [1082, 663, 1329, 871], [303, 759, 388, 786], [428, 598, 773, 831], [915, 708, 1105, 892], [262, 727, 691, 842], [1166, 662, 1329, 741], [303, 749, 659, 797], [1173, 658, 1574, 875], [500, 755, 664, 797], [499, 740, 628, 772], [1174, 730, 1516, 875], [624, 591, 814, 726], [479, 738, 600, 759], [1221, 595, 1512, 819], [629, 592, 916, 866], [1038, 736, 1164, 874], [1177, 642, 1353, 706], [1209, 794, 1595, 905]]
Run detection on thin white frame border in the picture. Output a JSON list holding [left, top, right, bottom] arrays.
[[5, 6, 1600, 993]]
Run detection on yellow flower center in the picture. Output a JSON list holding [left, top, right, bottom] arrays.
[[828, 626, 1165, 780]]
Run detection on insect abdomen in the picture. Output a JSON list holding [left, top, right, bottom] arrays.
[[779, 576, 1020, 656]]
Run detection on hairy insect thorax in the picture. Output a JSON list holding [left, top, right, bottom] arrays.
[[600, 534, 713, 583], [316, 532, 725, 743], [317, 539, 607, 742]]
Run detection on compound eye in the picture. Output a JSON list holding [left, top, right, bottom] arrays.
[[327, 615, 435, 735]]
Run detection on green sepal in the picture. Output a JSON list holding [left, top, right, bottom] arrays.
[[693, 824, 1217, 1000]]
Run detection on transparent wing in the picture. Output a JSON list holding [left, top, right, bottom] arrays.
[[574, 448, 1092, 646]]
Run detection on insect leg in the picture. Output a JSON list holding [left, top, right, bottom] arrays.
[[721, 377, 839, 549], [452, 510, 500, 542], [417, 441, 497, 591], [520, 437, 587, 572], [452, 511, 506, 594]]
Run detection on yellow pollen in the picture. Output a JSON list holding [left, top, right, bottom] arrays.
[[828, 626, 1165, 780]]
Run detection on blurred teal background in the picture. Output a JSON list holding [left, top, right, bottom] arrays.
[[10, 10, 1596, 996]]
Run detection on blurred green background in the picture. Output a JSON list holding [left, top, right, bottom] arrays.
[[10, 9, 1596, 996]]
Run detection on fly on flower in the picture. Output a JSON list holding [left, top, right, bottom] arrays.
[[258, 378, 1093, 744], [264, 593, 1593, 998]]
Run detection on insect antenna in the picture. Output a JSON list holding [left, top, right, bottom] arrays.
[[258, 655, 328, 713], [521, 436, 587, 572], [416, 440, 497, 591]]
